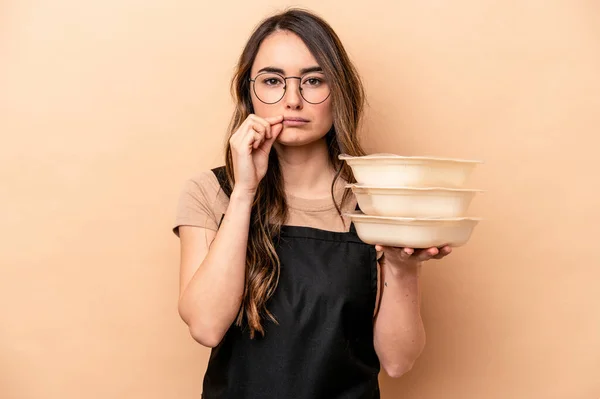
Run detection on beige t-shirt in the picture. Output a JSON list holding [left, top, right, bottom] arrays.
[[173, 170, 359, 236]]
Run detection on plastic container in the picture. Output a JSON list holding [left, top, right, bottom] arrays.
[[339, 154, 482, 188], [346, 212, 481, 248], [348, 184, 483, 218]]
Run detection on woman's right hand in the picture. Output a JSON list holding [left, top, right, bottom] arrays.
[[229, 114, 284, 194]]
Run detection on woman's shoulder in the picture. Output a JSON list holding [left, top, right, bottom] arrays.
[[173, 167, 230, 234], [179, 168, 224, 198], [187, 167, 222, 187]]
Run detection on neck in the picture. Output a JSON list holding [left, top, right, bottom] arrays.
[[274, 138, 338, 198]]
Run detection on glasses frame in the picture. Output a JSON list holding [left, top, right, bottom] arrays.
[[249, 72, 331, 105]]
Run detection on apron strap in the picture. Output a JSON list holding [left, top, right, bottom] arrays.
[[349, 202, 361, 234], [212, 166, 232, 228], [211, 166, 232, 198]]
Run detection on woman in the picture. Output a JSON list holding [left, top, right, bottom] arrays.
[[173, 8, 451, 398]]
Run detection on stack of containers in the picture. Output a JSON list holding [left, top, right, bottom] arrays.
[[339, 154, 483, 249]]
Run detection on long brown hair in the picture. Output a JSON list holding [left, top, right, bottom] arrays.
[[225, 8, 368, 338]]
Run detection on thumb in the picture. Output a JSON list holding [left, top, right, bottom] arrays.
[[264, 115, 284, 125], [260, 123, 283, 152]]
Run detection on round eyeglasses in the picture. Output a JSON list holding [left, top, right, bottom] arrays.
[[249, 72, 331, 105]]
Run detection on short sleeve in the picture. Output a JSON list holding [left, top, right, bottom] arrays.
[[172, 171, 228, 237]]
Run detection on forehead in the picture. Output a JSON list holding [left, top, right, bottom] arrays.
[[251, 31, 319, 75]]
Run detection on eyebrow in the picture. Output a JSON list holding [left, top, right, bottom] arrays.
[[256, 66, 324, 75]]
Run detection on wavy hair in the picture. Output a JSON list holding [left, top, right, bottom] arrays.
[[224, 8, 367, 338]]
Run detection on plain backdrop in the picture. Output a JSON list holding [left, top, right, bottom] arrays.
[[2, 1, 599, 398]]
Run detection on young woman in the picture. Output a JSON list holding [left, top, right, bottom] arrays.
[[173, 8, 451, 399]]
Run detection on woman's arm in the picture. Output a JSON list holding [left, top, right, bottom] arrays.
[[373, 245, 451, 378], [177, 114, 283, 348], [178, 188, 255, 348]]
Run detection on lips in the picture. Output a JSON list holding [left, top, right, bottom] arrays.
[[283, 116, 309, 123]]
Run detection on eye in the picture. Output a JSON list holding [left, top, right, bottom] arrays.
[[262, 77, 284, 86], [303, 76, 324, 87]]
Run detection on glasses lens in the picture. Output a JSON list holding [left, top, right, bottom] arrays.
[[300, 73, 330, 104], [253, 73, 285, 104]]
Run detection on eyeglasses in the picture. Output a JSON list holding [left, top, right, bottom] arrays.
[[249, 72, 331, 105]]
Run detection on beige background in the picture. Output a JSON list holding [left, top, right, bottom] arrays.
[[2, 0, 599, 398]]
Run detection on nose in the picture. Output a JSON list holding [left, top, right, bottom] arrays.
[[283, 78, 303, 110]]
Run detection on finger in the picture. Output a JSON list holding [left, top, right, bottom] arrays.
[[229, 124, 246, 144], [249, 115, 271, 139], [433, 245, 452, 259], [264, 115, 284, 125], [238, 121, 265, 143], [249, 122, 266, 135], [252, 131, 265, 149], [230, 125, 254, 152], [230, 118, 267, 149], [259, 122, 283, 153], [400, 247, 413, 261], [247, 122, 265, 145], [417, 247, 438, 262], [244, 125, 264, 150], [261, 115, 286, 139]]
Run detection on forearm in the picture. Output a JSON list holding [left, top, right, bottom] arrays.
[[178, 189, 254, 346], [373, 263, 426, 378]]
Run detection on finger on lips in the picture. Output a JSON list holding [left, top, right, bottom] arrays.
[[265, 115, 284, 124], [266, 116, 284, 138], [249, 115, 284, 140]]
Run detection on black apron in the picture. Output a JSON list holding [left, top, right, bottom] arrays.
[[202, 167, 380, 399]]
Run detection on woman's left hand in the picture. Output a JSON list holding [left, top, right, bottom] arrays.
[[375, 245, 452, 271]]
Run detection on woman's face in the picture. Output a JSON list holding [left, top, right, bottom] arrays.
[[249, 30, 333, 147]]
